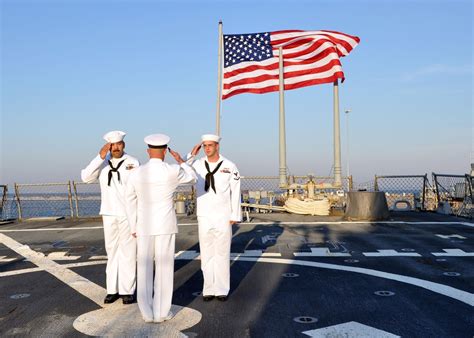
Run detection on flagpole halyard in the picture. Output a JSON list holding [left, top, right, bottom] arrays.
[[216, 21, 223, 136], [279, 46, 288, 189], [333, 79, 342, 187]]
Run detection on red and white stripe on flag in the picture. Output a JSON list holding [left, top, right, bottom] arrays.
[[222, 30, 360, 100]]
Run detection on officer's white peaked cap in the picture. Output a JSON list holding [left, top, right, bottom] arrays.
[[201, 134, 221, 143], [103, 130, 126, 143], [144, 134, 171, 146]]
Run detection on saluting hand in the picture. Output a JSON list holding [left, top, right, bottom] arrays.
[[99, 143, 111, 160], [168, 148, 184, 164], [190, 142, 202, 156]]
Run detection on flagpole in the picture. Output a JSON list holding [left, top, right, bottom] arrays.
[[333, 79, 342, 187], [278, 47, 288, 188], [216, 20, 223, 136]]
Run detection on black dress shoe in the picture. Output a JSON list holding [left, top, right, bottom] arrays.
[[203, 295, 215, 302], [104, 294, 119, 304], [216, 295, 228, 302], [122, 295, 135, 304]]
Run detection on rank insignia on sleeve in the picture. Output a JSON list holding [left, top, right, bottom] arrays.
[[233, 172, 240, 180]]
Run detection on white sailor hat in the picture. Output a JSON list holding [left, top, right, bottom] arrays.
[[103, 130, 126, 143], [201, 134, 221, 143], [144, 134, 170, 147]]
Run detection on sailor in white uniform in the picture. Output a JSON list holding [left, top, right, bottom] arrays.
[[187, 134, 241, 301], [81, 130, 139, 305], [125, 134, 197, 323]]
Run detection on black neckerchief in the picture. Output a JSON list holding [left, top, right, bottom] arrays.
[[204, 160, 223, 193], [108, 159, 125, 186]]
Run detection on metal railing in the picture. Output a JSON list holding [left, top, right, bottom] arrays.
[[72, 181, 101, 217], [457, 174, 474, 218], [3, 172, 472, 220], [0, 185, 7, 219], [374, 175, 431, 210], [432, 173, 473, 216], [71, 181, 196, 218], [14, 182, 74, 221]]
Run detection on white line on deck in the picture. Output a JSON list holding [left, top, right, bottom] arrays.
[[0, 234, 201, 336], [436, 234, 467, 239], [0, 226, 104, 232], [431, 249, 474, 257], [363, 250, 421, 257], [0, 255, 17, 263], [303, 321, 400, 337], [294, 248, 351, 257], [1, 240, 472, 307], [0, 233, 105, 306], [230, 250, 282, 257], [0, 261, 107, 278], [47, 252, 81, 260], [89, 255, 108, 260], [236, 257, 474, 307], [0, 221, 472, 232]]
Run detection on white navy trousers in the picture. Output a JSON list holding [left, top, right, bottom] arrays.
[[137, 234, 175, 321], [102, 215, 136, 295], [198, 217, 232, 296]]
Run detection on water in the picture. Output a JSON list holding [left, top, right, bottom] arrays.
[[1, 193, 100, 219]]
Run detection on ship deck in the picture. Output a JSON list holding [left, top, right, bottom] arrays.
[[0, 212, 473, 337]]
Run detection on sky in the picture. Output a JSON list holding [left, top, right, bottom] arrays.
[[1, 0, 472, 187]]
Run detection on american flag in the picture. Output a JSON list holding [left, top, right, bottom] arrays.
[[222, 30, 360, 100]]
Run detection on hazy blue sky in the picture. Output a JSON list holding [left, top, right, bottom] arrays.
[[1, 0, 472, 186]]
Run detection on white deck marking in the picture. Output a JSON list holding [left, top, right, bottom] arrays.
[[0, 233, 105, 306], [436, 234, 467, 239], [0, 267, 43, 277], [175, 250, 200, 260], [47, 252, 81, 260], [0, 233, 201, 336], [0, 220, 472, 233], [175, 250, 281, 260], [62, 260, 107, 269], [294, 247, 351, 257], [1, 230, 473, 308], [431, 249, 474, 257], [0, 261, 107, 277], [363, 250, 421, 257], [261, 252, 282, 257], [303, 321, 400, 337], [89, 255, 108, 260], [243, 221, 474, 227], [261, 235, 277, 244], [0, 226, 104, 232], [230, 257, 474, 307], [74, 304, 201, 336], [0, 255, 17, 263], [230, 250, 281, 257]]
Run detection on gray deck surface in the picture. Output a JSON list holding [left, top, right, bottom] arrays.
[[0, 212, 473, 337]]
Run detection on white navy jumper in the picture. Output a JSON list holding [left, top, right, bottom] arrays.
[[81, 153, 139, 296], [187, 154, 242, 297], [125, 159, 197, 322]]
